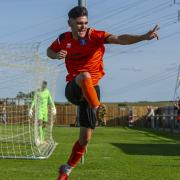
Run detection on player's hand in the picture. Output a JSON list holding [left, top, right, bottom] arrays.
[[145, 24, 160, 40], [56, 50, 67, 59], [52, 107, 57, 115], [29, 109, 33, 117]]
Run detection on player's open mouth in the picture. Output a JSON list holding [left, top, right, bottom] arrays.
[[78, 29, 86, 33]]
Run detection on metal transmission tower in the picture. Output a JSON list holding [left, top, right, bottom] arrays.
[[174, 65, 180, 102], [174, 0, 180, 4]]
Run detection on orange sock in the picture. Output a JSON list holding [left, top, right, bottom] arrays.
[[67, 140, 86, 167], [79, 77, 100, 108]]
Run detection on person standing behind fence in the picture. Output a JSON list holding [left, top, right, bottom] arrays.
[[175, 100, 180, 121], [146, 106, 155, 128], [0, 101, 7, 125]]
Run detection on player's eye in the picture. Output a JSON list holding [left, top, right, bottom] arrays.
[[76, 22, 88, 25]]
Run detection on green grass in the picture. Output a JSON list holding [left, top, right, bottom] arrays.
[[0, 127, 180, 180]]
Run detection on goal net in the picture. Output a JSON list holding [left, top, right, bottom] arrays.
[[0, 43, 59, 159]]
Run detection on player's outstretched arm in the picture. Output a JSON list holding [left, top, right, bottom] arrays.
[[47, 48, 67, 60], [106, 25, 160, 45], [48, 90, 56, 115]]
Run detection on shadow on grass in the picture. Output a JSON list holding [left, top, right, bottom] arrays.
[[131, 127, 180, 142], [111, 143, 180, 156], [152, 164, 180, 167]]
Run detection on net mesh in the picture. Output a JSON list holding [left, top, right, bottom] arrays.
[[0, 43, 59, 159]]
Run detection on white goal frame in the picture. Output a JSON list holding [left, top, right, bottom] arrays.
[[0, 43, 59, 159]]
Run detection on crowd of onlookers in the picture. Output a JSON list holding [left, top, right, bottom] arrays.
[[145, 100, 180, 129]]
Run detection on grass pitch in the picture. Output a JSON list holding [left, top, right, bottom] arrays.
[[0, 127, 180, 180]]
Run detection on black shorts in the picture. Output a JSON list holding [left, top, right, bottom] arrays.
[[65, 79, 100, 129]]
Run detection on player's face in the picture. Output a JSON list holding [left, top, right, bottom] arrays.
[[42, 83, 47, 90], [69, 16, 88, 39]]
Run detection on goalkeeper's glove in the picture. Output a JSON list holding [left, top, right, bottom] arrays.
[[29, 109, 33, 117], [52, 107, 56, 115]]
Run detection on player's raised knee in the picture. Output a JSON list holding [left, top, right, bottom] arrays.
[[79, 72, 91, 79], [76, 72, 91, 86]]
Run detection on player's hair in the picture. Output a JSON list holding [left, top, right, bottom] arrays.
[[42, 81, 47, 85], [68, 6, 88, 19]]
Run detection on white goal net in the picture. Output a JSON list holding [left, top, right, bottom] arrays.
[[0, 43, 59, 159]]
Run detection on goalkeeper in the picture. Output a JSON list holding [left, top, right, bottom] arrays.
[[29, 81, 56, 144]]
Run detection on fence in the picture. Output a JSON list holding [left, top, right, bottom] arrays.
[[54, 103, 130, 126], [54, 103, 153, 127], [54, 104, 180, 131], [1, 101, 180, 130], [55, 103, 77, 126]]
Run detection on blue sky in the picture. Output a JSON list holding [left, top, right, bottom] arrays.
[[0, 0, 180, 102]]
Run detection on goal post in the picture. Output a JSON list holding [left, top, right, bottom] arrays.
[[0, 43, 59, 159]]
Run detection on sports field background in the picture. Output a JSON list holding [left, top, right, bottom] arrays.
[[0, 127, 180, 180]]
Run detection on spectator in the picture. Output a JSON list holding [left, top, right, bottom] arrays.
[[146, 106, 155, 128], [154, 107, 160, 129], [0, 101, 7, 125], [175, 100, 180, 122], [128, 109, 134, 127]]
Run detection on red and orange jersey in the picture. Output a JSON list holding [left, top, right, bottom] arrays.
[[49, 28, 110, 86]]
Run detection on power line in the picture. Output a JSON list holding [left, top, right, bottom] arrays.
[[19, 0, 145, 43], [104, 0, 172, 32], [105, 70, 177, 95], [37, 0, 172, 45], [22, 26, 67, 43], [38, 26, 180, 72], [91, 0, 149, 25], [36, 1, 179, 72], [109, 13, 176, 33], [106, 27, 180, 59], [0, 14, 67, 40], [0, 0, 106, 41]]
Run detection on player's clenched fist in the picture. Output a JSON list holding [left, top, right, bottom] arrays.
[[56, 50, 67, 59]]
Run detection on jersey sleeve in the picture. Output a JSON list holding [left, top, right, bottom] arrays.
[[49, 33, 65, 52], [89, 28, 111, 44], [49, 39, 61, 52]]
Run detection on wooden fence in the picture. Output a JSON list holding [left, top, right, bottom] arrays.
[[55, 103, 77, 126], [54, 103, 150, 127], [0, 102, 161, 127]]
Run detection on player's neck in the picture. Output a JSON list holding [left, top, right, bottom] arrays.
[[71, 31, 87, 40], [41, 88, 47, 91], [71, 32, 79, 40]]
